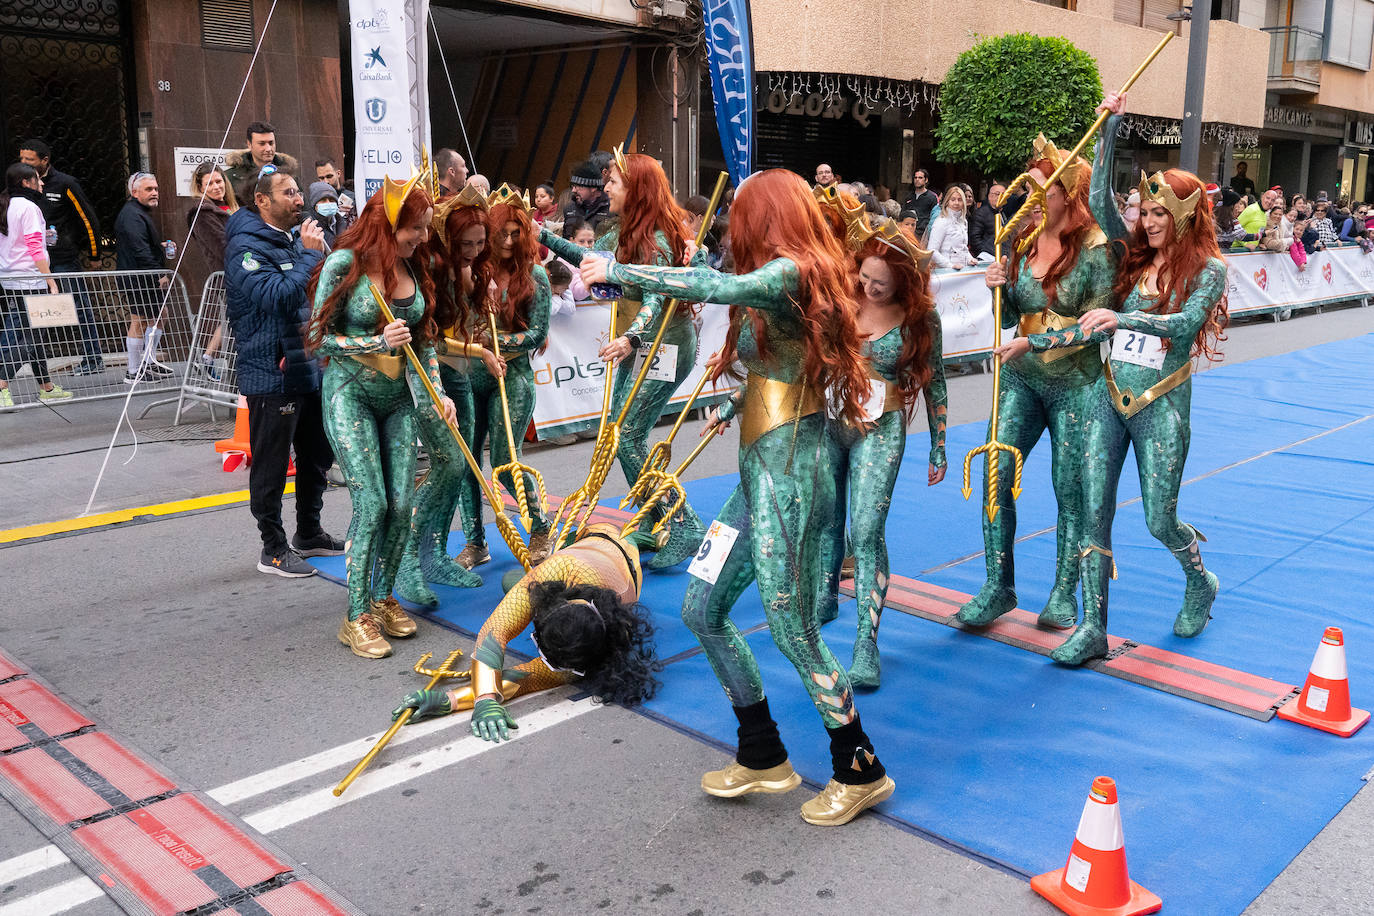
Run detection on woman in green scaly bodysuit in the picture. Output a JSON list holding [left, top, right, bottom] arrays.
[[458, 192, 554, 566], [582, 169, 894, 828], [306, 174, 453, 659], [998, 93, 1227, 665], [956, 137, 1116, 631], [815, 233, 948, 689], [539, 149, 707, 569], [396, 187, 504, 606]]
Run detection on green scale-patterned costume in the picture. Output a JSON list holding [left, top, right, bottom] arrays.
[[815, 319, 948, 688], [605, 257, 888, 789], [394, 276, 484, 608], [956, 200, 1117, 630], [458, 264, 553, 548], [313, 250, 446, 622], [1026, 114, 1225, 665], [540, 226, 707, 569]]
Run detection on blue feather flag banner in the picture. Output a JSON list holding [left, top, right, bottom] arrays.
[[702, 0, 755, 187]]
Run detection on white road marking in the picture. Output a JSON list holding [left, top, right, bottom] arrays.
[[0, 694, 597, 915]]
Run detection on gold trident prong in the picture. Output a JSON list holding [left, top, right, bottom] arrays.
[[621, 420, 717, 538], [333, 648, 470, 797]]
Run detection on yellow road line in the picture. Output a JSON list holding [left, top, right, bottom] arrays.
[[0, 483, 296, 544]]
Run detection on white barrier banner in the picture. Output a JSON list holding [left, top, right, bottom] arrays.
[[349, 0, 429, 202], [930, 268, 997, 358], [531, 302, 740, 437], [1224, 247, 1374, 313]]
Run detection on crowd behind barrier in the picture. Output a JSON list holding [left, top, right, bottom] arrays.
[[1, 247, 1370, 422]]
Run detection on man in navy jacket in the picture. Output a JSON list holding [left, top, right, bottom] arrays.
[[225, 168, 341, 577]]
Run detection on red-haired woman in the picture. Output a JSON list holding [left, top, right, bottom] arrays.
[[998, 92, 1228, 664], [581, 169, 894, 827], [956, 135, 1116, 632], [815, 232, 948, 688], [539, 150, 708, 569], [396, 188, 503, 606], [306, 175, 452, 659], [458, 193, 554, 565]]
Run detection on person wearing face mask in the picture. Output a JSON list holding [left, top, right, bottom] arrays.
[[306, 181, 347, 247], [304, 172, 452, 659], [955, 135, 1116, 633], [996, 91, 1228, 665]]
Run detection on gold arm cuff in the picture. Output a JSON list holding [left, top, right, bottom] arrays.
[[1019, 310, 1087, 364], [612, 296, 644, 338], [1103, 359, 1191, 419], [349, 352, 405, 379], [738, 372, 823, 448], [438, 337, 483, 371], [471, 660, 502, 701]]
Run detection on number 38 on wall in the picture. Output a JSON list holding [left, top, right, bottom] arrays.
[[156, 80, 171, 91]]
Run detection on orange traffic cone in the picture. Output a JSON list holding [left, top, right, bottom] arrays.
[[215, 395, 252, 471], [1277, 627, 1369, 737], [1031, 776, 1161, 916]]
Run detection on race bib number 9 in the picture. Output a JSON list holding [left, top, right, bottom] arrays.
[[634, 342, 678, 383], [687, 519, 741, 585], [1111, 330, 1166, 370]]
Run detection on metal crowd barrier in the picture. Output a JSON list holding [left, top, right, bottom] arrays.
[[0, 268, 194, 413], [170, 271, 240, 424]]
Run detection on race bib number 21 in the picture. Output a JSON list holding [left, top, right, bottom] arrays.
[[1111, 330, 1166, 370]]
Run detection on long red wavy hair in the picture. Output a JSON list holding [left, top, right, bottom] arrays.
[[487, 202, 539, 332], [614, 153, 690, 267], [720, 169, 870, 425], [1006, 158, 1099, 313], [855, 237, 937, 421], [306, 186, 436, 352], [426, 204, 490, 341], [1112, 169, 1228, 360]]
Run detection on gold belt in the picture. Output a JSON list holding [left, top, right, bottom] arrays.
[[1019, 310, 1086, 364], [350, 352, 404, 379], [1103, 359, 1191, 419], [738, 372, 822, 448], [612, 297, 643, 338]]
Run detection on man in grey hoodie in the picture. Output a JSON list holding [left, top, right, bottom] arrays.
[[305, 181, 349, 247]]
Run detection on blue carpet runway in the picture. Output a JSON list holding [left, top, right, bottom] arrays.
[[313, 334, 1374, 916]]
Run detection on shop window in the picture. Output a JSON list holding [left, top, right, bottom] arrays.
[[1114, 0, 1185, 32], [1028, 0, 1077, 8], [1325, 0, 1374, 70], [200, 0, 254, 52]]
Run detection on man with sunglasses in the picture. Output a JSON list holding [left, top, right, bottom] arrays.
[[224, 167, 342, 578]]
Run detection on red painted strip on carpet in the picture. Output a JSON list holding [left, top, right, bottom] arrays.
[[252, 881, 353, 916], [0, 680, 94, 751], [0, 649, 25, 680]]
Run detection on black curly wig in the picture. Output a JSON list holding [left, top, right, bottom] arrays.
[[528, 581, 662, 706]]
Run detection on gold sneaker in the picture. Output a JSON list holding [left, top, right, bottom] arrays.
[[370, 597, 417, 638], [701, 760, 802, 798], [799, 775, 895, 826], [455, 543, 491, 569], [338, 613, 392, 659], [527, 529, 554, 565]]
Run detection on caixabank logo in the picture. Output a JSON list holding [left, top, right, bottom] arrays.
[[360, 47, 393, 82]]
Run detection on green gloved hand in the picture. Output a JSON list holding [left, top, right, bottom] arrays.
[[391, 688, 452, 723], [471, 697, 518, 742]]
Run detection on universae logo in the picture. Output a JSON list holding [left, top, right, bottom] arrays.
[[364, 97, 387, 123]]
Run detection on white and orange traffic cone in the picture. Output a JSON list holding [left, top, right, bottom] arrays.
[[1277, 627, 1369, 737], [1031, 776, 1161, 916], [214, 395, 252, 471]]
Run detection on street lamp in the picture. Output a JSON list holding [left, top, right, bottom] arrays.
[[1168, 5, 1208, 176]]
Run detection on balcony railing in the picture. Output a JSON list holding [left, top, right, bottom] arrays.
[[1263, 25, 1324, 92]]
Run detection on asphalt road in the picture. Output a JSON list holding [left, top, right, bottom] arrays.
[[2, 302, 1373, 915]]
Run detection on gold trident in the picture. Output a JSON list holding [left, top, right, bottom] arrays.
[[332, 648, 467, 797], [551, 171, 731, 548], [367, 284, 532, 569], [962, 213, 1025, 523], [996, 31, 1174, 253], [621, 410, 721, 538], [487, 309, 549, 531]]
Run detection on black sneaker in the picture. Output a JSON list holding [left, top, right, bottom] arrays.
[[73, 358, 105, 376], [257, 547, 317, 578], [142, 361, 174, 378], [291, 531, 346, 557]]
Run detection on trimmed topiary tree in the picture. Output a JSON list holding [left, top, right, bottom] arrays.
[[934, 33, 1103, 179]]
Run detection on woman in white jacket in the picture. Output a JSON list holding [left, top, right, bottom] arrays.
[[927, 184, 978, 269]]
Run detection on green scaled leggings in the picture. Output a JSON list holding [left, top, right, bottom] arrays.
[[321, 364, 419, 622], [682, 414, 857, 726], [395, 362, 482, 607], [459, 356, 549, 544]]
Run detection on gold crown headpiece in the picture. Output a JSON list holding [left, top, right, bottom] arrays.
[[1031, 134, 1088, 195], [1138, 170, 1201, 237], [485, 182, 533, 212], [431, 184, 490, 247], [613, 143, 630, 178], [382, 168, 425, 229], [812, 184, 933, 271]]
